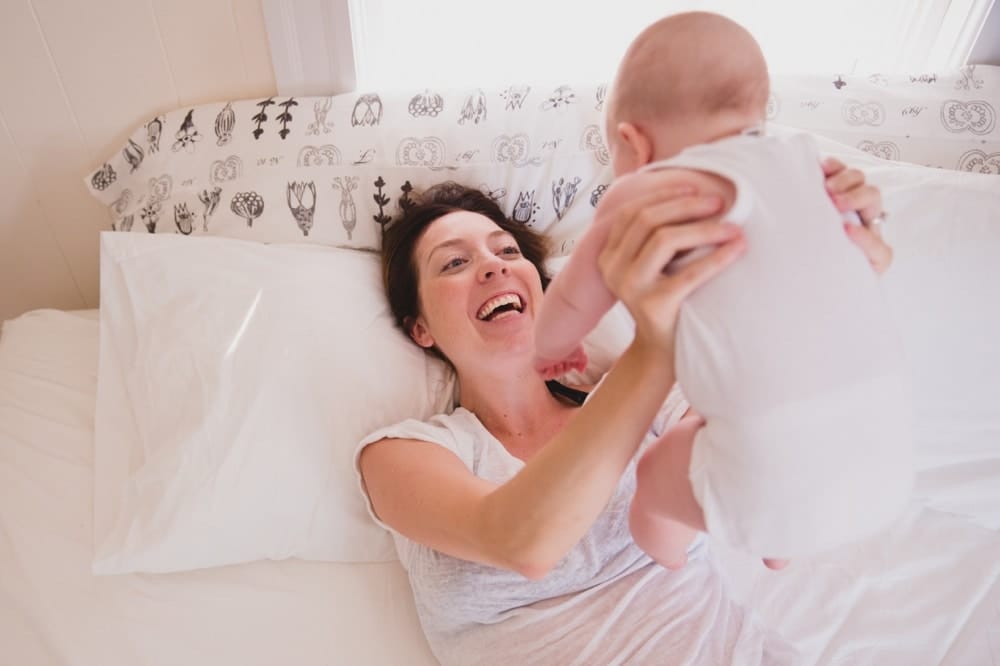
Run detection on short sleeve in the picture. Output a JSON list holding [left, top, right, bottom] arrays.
[[353, 413, 475, 531]]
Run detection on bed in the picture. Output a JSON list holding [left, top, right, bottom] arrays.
[[2, 71, 999, 665]]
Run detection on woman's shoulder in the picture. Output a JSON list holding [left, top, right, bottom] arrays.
[[357, 408, 481, 469]]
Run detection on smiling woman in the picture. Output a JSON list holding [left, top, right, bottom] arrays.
[[381, 182, 551, 364]]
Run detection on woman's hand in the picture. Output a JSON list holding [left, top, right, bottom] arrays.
[[595, 171, 746, 362], [823, 158, 893, 274]]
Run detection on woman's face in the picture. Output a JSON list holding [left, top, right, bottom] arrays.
[[409, 210, 544, 369]]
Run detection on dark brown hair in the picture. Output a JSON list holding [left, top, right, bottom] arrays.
[[381, 182, 551, 359]]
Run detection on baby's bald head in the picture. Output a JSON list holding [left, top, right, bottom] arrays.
[[607, 12, 769, 166]]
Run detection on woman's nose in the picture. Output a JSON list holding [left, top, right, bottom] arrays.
[[479, 256, 508, 281]]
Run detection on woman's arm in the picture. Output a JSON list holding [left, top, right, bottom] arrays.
[[360, 180, 744, 579]]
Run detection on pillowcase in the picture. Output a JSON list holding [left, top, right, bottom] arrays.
[[83, 84, 615, 256], [769, 66, 1000, 172], [92, 231, 454, 573]]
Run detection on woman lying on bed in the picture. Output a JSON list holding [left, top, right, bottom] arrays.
[[355, 162, 891, 665]]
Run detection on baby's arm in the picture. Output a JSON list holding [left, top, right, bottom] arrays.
[[534, 212, 618, 374]]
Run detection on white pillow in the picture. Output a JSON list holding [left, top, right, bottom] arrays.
[[92, 232, 454, 573]]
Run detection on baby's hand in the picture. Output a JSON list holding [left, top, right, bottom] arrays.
[[535, 345, 589, 380]]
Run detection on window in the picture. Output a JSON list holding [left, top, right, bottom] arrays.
[[349, 0, 996, 89]]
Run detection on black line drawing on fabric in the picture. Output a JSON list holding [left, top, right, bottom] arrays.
[[857, 140, 900, 161], [590, 184, 609, 207], [512, 190, 540, 225], [373, 176, 392, 231], [396, 137, 446, 167], [209, 155, 243, 184], [287, 181, 316, 236], [841, 100, 885, 126], [479, 185, 507, 203], [408, 90, 444, 117], [456, 149, 479, 164], [800, 100, 821, 111], [595, 84, 607, 111], [231, 191, 264, 227], [901, 106, 927, 118], [148, 175, 173, 202], [215, 102, 236, 146], [351, 93, 383, 127], [492, 134, 541, 167], [114, 214, 134, 232], [139, 200, 161, 233], [146, 116, 164, 153], [940, 99, 996, 135], [353, 149, 376, 165], [252, 97, 275, 140], [868, 73, 889, 87], [331, 177, 359, 240], [766, 94, 780, 120], [580, 125, 609, 165], [541, 86, 576, 110], [552, 176, 582, 220], [399, 181, 416, 214], [307, 97, 335, 135], [123, 138, 144, 173], [957, 149, 1000, 175], [458, 90, 487, 125], [198, 187, 222, 231], [111, 189, 132, 216], [276, 98, 298, 139], [955, 65, 984, 91], [172, 109, 201, 153], [909, 74, 937, 84], [91, 163, 116, 191], [542, 139, 562, 151], [501, 85, 531, 111], [833, 76, 847, 90], [174, 203, 196, 235], [297, 144, 343, 166], [560, 239, 576, 254]]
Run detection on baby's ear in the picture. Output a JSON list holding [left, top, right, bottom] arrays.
[[615, 121, 653, 168], [406, 316, 435, 349]]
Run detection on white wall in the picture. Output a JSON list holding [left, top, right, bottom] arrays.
[[0, 0, 276, 322]]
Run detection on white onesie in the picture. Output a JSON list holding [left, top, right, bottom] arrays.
[[663, 133, 913, 557], [536, 132, 914, 558]]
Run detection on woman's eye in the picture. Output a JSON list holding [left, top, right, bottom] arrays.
[[443, 257, 465, 271], [500, 245, 521, 256]]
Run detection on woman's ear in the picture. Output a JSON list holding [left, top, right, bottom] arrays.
[[406, 316, 435, 349], [615, 121, 654, 169]]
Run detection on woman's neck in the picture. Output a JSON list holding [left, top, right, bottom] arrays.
[[455, 360, 574, 456]]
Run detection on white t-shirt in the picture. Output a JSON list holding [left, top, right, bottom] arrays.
[[355, 388, 800, 665]]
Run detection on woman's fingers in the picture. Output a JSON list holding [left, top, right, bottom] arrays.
[[610, 196, 725, 266], [844, 223, 893, 274], [656, 236, 747, 303], [835, 184, 884, 227], [629, 220, 742, 286], [602, 173, 700, 252], [825, 166, 865, 197], [821, 157, 846, 177]]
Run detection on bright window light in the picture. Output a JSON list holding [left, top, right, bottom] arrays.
[[349, 0, 994, 90]]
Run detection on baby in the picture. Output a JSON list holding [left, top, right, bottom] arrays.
[[534, 12, 913, 569]]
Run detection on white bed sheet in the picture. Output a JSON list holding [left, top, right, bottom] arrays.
[[2, 154, 1000, 664], [0, 310, 437, 666]]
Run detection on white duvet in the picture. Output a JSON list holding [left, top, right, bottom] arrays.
[[2, 156, 1000, 665]]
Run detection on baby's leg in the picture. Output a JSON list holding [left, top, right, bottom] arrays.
[[629, 415, 706, 569]]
